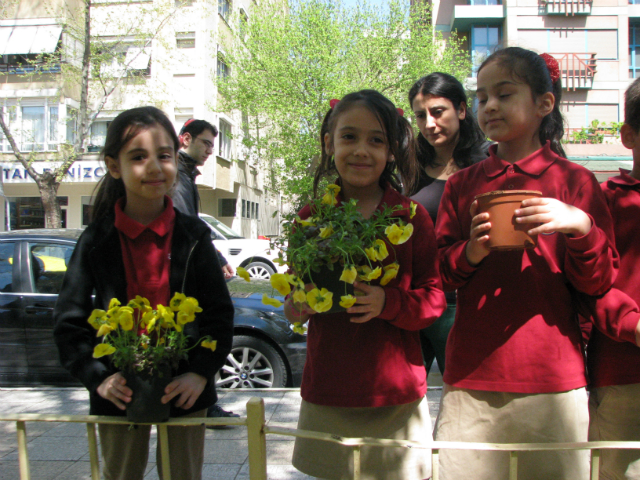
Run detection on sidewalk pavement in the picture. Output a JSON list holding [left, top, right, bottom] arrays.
[[0, 384, 443, 480]]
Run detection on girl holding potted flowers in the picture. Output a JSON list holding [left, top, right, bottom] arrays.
[[286, 90, 446, 480], [53, 107, 234, 480]]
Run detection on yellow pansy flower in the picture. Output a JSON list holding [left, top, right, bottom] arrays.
[[319, 223, 334, 239], [410, 202, 418, 219], [178, 297, 202, 316], [357, 265, 382, 282], [339, 265, 357, 284], [262, 294, 284, 308], [201, 339, 218, 351], [145, 312, 158, 332], [293, 288, 307, 304], [92, 343, 116, 358], [128, 296, 151, 312], [321, 184, 340, 206], [118, 306, 135, 331], [339, 294, 357, 309], [292, 322, 307, 335], [270, 273, 292, 296], [398, 223, 413, 244], [108, 298, 121, 310], [169, 292, 187, 311], [296, 216, 316, 227], [385, 224, 403, 245], [88, 309, 106, 330], [326, 184, 341, 196], [237, 266, 251, 282], [96, 324, 114, 337], [177, 311, 196, 325], [306, 288, 333, 313], [380, 263, 400, 286], [365, 239, 389, 262], [157, 305, 176, 327]]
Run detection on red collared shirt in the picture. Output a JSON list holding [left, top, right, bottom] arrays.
[[587, 170, 640, 388], [298, 184, 446, 407], [436, 142, 617, 393], [114, 197, 175, 308]]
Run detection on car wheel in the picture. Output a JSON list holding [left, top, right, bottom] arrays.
[[216, 335, 287, 388], [245, 262, 274, 279]]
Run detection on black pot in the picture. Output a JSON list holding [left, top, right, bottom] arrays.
[[303, 264, 354, 314], [123, 366, 172, 423]]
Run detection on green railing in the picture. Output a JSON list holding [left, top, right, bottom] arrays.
[[2, 397, 640, 480]]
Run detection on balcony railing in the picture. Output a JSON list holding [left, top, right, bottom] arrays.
[[542, 0, 592, 16], [550, 53, 597, 90]]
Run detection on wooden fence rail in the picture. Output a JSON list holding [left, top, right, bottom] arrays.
[[2, 397, 640, 480]]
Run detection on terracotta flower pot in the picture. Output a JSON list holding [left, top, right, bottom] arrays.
[[474, 190, 543, 251], [124, 366, 172, 423], [303, 264, 354, 314]]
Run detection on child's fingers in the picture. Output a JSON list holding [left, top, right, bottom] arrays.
[[97, 373, 131, 410]]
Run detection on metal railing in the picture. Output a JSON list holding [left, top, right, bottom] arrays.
[[551, 53, 597, 90], [542, 0, 593, 16], [2, 397, 640, 480]]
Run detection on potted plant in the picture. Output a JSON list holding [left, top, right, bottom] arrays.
[[89, 293, 217, 423], [238, 184, 416, 323]]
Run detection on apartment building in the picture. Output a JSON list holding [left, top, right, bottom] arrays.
[[0, 0, 279, 237], [428, 0, 637, 180]]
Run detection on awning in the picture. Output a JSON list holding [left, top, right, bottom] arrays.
[[124, 47, 151, 70], [1, 25, 63, 55]]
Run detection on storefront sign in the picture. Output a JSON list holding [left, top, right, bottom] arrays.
[[1, 161, 105, 183]]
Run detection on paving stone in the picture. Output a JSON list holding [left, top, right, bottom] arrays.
[[3, 435, 89, 461], [0, 460, 76, 479], [202, 439, 248, 464]]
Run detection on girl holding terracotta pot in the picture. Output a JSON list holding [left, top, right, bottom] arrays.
[[434, 47, 618, 480], [407, 72, 487, 379]]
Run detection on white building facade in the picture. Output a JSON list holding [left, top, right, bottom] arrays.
[[0, 0, 280, 237]]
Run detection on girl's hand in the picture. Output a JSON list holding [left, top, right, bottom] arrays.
[[347, 281, 385, 323], [97, 372, 132, 410], [285, 298, 314, 322], [466, 200, 492, 267], [161, 372, 207, 410], [515, 197, 591, 237]]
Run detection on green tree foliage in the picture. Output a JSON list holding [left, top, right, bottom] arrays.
[[219, 0, 470, 204]]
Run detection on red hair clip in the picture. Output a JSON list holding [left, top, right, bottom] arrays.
[[540, 53, 560, 84], [397, 108, 404, 117], [329, 99, 340, 109]]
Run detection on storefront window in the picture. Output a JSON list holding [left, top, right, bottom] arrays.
[[6, 197, 67, 230]]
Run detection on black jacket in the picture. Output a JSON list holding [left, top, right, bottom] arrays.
[[173, 151, 201, 217], [173, 150, 229, 267], [53, 210, 234, 417]]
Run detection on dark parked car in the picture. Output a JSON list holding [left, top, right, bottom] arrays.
[[0, 229, 306, 388]]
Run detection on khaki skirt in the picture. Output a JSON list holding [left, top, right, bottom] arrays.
[[435, 383, 589, 480], [292, 396, 432, 480]]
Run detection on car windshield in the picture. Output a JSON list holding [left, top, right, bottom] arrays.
[[200, 215, 244, 239]]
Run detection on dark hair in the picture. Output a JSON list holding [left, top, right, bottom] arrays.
[[625, 77, 640, 132], [408, 72, 486, 173], [477, 47, 566, 158], [314, 90, 418, 197], [91, 106, 179, 221], [179, 119, 218, 139]]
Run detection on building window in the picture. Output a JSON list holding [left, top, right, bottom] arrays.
[[631, 23, 640, 78], [471, 25, 501, 76], [217, 55, 229, 79], [219, 119, 232, 159], [176, 32, 195, 49], [239, 9, 248, 39], [1, 101, 62, 152], [240, 200, 258, 219], [6, 197, 67, 230], [219, 198, 237, 217], [219, 0, 231, 22], [89, 121, 111, 150], [631, 0, 640, 4]]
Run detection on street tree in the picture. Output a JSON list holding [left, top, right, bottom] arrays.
[[218, 0, 471, 204], [0, 0, 181, 228]]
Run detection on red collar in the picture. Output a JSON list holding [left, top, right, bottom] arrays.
[[114, 196, 176, 239], [608, 169, 640, 187], [483, 141, 559, 178]]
